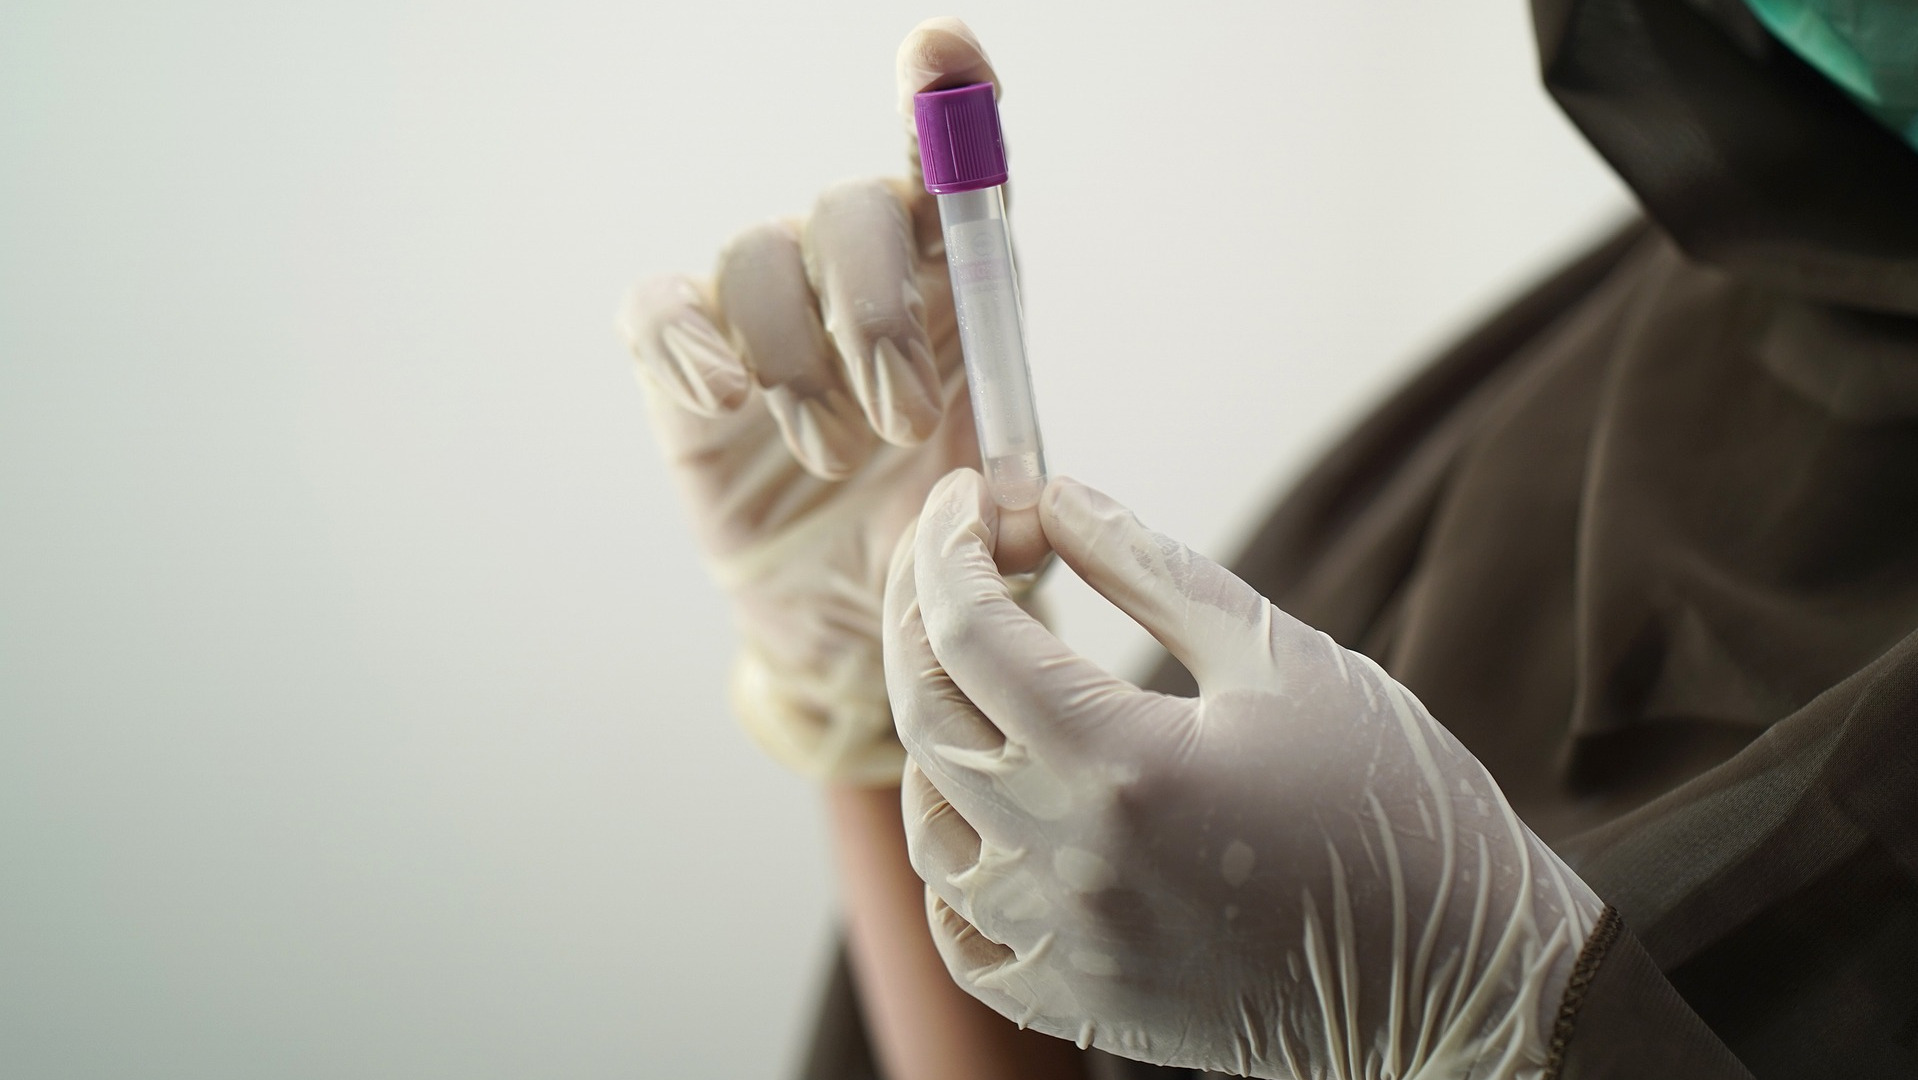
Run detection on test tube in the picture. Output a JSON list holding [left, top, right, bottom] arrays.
[[913, 83, 1046, 511]]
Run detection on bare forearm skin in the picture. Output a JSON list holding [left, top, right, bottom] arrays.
[[825, 784, 1085, 1080]]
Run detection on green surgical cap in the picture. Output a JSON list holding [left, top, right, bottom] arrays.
[[1741, 0, 1918, 149]]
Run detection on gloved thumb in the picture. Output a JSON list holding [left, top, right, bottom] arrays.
[[1039, 477, 1306, 694], [896, 18, 1000, 186]]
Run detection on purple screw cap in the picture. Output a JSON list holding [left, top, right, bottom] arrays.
[[913, 83, 1008, 194]]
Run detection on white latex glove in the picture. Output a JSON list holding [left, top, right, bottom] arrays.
[[621, 20, 1041, 784], [885, 470, 1606, 1078]]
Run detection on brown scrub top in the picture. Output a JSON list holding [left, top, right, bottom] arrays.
[[799, 0, 1918, 1075]]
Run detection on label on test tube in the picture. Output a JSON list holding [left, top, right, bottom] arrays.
[[945, 219, 1014, 288]]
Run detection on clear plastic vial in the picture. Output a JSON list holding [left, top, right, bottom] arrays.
[[915, 83, 1047, 512], [935, 184, 1045, 509]]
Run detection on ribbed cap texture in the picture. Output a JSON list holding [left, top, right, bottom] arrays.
[[914, 83, 1008, 193]]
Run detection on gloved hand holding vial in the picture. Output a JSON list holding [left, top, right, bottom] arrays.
[[914, 82, 1049, 572], [621, 12, 1863, 1079]]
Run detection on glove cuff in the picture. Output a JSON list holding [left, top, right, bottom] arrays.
[[1452, 829, 1608, 1080], [729, 644, 906, 787]]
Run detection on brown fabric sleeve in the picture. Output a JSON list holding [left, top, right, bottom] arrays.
[[796, 942, 881, 1080], [1548, 907, 1754, 1080]]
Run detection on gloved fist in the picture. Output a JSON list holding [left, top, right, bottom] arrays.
[[886, 471, 1606, 1077], [619, 20, 1004, 784]]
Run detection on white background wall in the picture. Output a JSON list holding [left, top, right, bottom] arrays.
[[0, 2, 1630, 1077]]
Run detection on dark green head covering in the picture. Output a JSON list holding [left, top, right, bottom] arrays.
[[1534, 0, 1918, 314]]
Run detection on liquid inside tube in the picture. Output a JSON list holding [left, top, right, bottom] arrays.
[[937, 186, 1047, 512]]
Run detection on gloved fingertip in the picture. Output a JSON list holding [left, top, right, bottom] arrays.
[[622, 276, 751, 417], [868, 336, 943, 446], [917, 468, 998, 571], [922, 465, 985, 522], [1039, 475, 1119, 542], [896, 17, 997, 117], [994, 505, 1049, 577], [771, 393, 872, 481], [1038, 474, 1083, 512], [659, 319, 752, 414], [1037, 476, 1177, 600]]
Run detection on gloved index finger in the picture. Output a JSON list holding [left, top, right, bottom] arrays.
[[1040, 477, 1314, 696], [895, 17, 1001, 189]]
